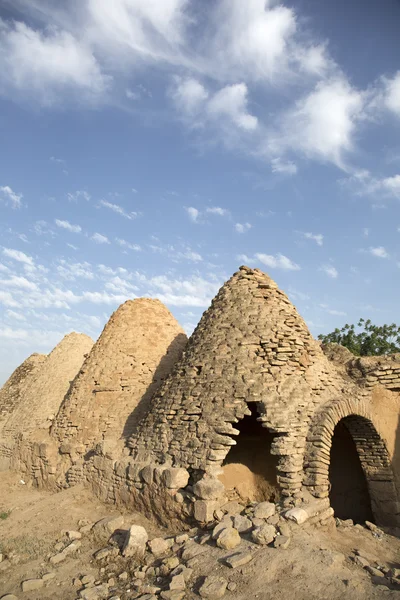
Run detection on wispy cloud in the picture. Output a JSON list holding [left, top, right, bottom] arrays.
[[206, 206, 229, 216], [99, 199, 139, 220], [185, 206, 201, 223], [320, 264, 338, 278], [2, 248, 34, 266], [235, 222, 252, 233], [369, 246, 389, 258], [239, 252, 300, 271], [67, 190, 91, 202], [303, 232, 323, 246], [116, 238, 142, 251], [55, 219, 82, 233], [91, 232, 110, 244], [0, 185, 22, 209]]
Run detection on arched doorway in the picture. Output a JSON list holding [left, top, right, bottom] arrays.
[[219, 403, 280, 504], [304, 401, 400, 527], [329, 419, 373, 523]]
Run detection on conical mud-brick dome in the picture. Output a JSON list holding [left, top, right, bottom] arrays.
[[130, 266, 345, 498], [52, 299, 187, 451], [0, 333, 93, 462], [0, 353, 46, 464]]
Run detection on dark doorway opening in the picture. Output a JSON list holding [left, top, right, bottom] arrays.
[[220, 403, 280, 503], [329, 420, 374, 523]]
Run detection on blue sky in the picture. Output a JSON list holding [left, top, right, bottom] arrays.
[[0, 0, 400, 385]]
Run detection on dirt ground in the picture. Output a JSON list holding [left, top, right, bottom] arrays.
[[1, 472, 400, 600]]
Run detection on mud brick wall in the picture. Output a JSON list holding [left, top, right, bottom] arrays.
[[0, 333, 92, 464], [52, 299, 187, 453]]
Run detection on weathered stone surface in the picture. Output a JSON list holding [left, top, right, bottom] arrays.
[[274, 535, 290, 549], [169, 573, 186, 591], [1, 595, 18, 600], [181, 542, 207, 561], [79, 584, 110, 600], [148, 537, 170, 557], [199, 576, 228, 599], [21, 579, 44, 592], [216, 527, 241, 550], [224, 551, 253, 568], [122, 525, 148, 557], [284, 508, 308, 525], [194, 500, 220, 523], [193, 478, 225, 500], [233, 515, 252, 533], [93, 515, 124, 537], [251, 524, 276, 545], [160, 592, 185, 600], [162, 468, 190, 489], [254, 502, 276, 520]]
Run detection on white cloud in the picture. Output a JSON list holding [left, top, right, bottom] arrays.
[[116, 238, 142, 251], [369, 246, 389, 259], [206, 206, 229, 216], [270, 158, 297, 175], [91, 232, 110, 244], [170, 77, 208, 114], [99, 199, 138, 219], [207, 83, 258, 131], [55, 219, 82, 233], [239, 252, 300, 270], [2, 248, 34, 266], [303, 232, 323, 246], [320, 264, 338, 278], [235, 222, 252, 233], [346, 170, 400, 200], [0, 185, 22, 208], [0, 275, 37, 290], [384, 71, 400, 117], [57, 260, 94, 280], [149, 243, 202, 262], [67, 190, 91, 202], [206, 0, 297, 82], [185, 206, 200, 223], [272, 78, 364, 168], [0, 19, 109, 105], [6, 309, 26, 321], [255, 252, 300, 270]]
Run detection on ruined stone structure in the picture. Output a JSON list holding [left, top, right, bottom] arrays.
[[1, 266, 400, 532], [0, 333, 93, 469]]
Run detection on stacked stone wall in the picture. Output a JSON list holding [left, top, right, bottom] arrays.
[[129, 266, 365, 501]]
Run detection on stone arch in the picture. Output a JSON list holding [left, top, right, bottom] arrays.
[[304, 398, 400, 527], [218, 402, 281, 504]]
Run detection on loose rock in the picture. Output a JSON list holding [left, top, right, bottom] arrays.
[[284, 508, 308, 525], [216, 527, 241, 550], [233, 515, 252, 533], [251, 524, 276, 546], [199, 576, 228, 599], [148, 537, 169, 557], [21, 579, 44, 592], [122, 525, 148, 558], [225, 551, 253, 568], [254, 502, 276, 520]]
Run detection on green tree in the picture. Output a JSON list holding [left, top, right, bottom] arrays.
[[318, 319, 400, 356]]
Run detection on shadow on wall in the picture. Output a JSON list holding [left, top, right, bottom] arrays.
[[122, 333, 187, 441], [393, 413, 400, 505]]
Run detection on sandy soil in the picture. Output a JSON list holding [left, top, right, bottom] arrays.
[[1, 472, 399, 600]]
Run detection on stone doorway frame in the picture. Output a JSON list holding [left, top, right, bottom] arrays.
[[303, 398, 400, 527]]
